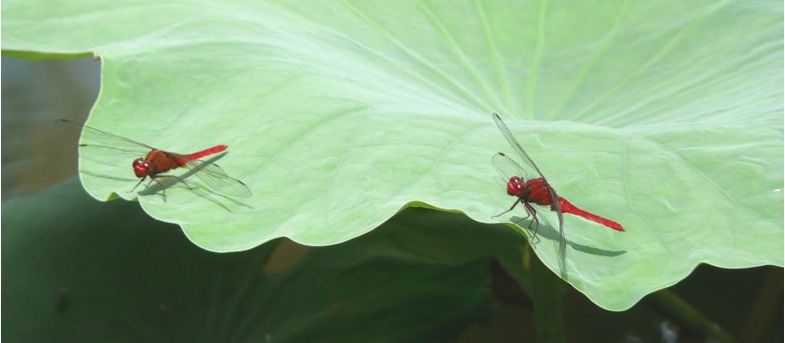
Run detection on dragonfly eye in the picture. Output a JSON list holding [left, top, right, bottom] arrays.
[[506, 176, 526, 197], [132, 158, 149, 178]]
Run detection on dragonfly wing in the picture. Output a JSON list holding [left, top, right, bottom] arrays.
[[492, 113, 550, 181], [491, 152, 537, 182], [549, 185, 566, 276], [77, 144, 153, 165], [185, 160, 252, 198], [57, 119, 154, 157], [492, 114, 567, 276]]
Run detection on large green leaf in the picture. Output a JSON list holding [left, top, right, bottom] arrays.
[[3, 0, 782, 310]]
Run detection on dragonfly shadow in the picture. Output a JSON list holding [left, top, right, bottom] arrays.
[[135, 153, 253, 211], [509, 215, 626, 258], [79, 169, 137, 183], [508, 215, 554, 245], [571, 241, 626, 257]]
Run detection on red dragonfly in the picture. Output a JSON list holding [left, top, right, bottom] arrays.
[[58, 119, 252, 200], [491, 113, 624, 272]]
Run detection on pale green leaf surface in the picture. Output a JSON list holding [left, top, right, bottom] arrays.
[[4, 0, 782, 310]]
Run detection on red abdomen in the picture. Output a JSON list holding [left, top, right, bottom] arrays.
[[185, 145, 228, 160], [170, 145, 229, 167], [559, 198, 625, 232]]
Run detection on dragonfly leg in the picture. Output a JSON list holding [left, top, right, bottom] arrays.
[[518, 203, 532, 221], [152, 178, 169, 202], [495, 200, 539, 244], [152, 174, 193, 189], [128, 176, 167, 201], [129, 176, 148, 193], [150, 175, 196, 202], [127, 176, 168, 201], [493, 199, 521, 218], [524, 202, 540, 244]]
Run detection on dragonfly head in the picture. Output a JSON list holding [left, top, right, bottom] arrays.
[[132, 158, 150, 178], [506, 176, 527, 197]]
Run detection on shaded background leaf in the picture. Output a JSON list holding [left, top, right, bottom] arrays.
[[2, 179, 781, 342]]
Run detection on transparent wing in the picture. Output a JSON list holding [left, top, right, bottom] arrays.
[[491, 152, 537, 182], [492, 113, 549, 181], [185, 160, 252, 198], [551, 186, 565, 277], [491, 113, 566, 276], [57, 119, 154, 160]]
